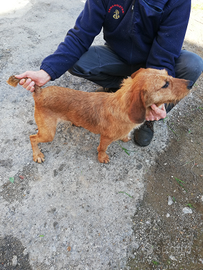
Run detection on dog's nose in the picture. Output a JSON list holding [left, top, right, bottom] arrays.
[[187, 80, 193, 90]]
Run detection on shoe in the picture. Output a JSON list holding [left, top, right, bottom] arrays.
[[134, 121, 154, 147], [94, 87, 118, 93]]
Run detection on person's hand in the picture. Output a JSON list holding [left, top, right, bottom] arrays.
[[146, 104, 166, 121], [15, 70, 51, 92]]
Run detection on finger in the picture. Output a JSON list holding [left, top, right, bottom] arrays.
[[15, 72, 29, 79], [151, 104, 165, 113], [160, 104, 165, 110], [19, 79, 26, 85], [151, 104, 161, 112], [146, 112, 154, 121], [26, 81, 35, 91], [159, 105, 166, 118], [22, 78, 32, 88], [30, 86, 35, 92], [146, 109, 164, 121], [151, 104, 166, 119]]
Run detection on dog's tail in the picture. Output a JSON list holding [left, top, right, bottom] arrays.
[[7, 75, 41, 93]]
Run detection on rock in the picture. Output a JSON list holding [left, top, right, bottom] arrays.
[[12, 255, 18, 266], [169, 255, 177, 261], [168, 196, 173, 205], [199, 258, 203, 264], [182, 207, 193, 214]]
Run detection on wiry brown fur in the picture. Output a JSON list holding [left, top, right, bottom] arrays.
[[7, 68, 191, 163]]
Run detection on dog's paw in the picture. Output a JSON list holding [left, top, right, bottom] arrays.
[[121, 136, 131, 142], [71, 122, 80, 127], [33, 152, 45, 163], [98, 152, 110, 163]]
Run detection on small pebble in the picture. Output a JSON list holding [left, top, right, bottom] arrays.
[[169, 255, 177, 261], [12, 255, 17, 267], [168, 196, 173, 206], [182, 207, 193, 214]]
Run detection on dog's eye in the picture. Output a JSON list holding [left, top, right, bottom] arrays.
[[162, 81, 169, 88]]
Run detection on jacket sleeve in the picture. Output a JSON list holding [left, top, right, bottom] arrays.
[[40, 0, 106, 80], [146, 0, 191, 77]]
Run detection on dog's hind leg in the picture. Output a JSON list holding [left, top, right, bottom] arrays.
[[30, 113, 58, 163], [97, 135, 113, 163]]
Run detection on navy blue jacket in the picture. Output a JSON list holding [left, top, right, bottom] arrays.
[[40, 0, 191, 80]]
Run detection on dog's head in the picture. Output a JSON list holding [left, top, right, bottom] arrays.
[[128, 68, 192, 123]]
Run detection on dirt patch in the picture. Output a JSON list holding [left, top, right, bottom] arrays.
[[0, 236, 32, 270]]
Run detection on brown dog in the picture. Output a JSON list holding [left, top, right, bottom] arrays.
[[7, 68, 192, 163]]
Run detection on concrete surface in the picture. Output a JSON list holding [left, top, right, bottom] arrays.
[[0, 0, 202, 269]]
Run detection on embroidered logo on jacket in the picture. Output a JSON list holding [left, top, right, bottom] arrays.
[[108, 4, 124, 19], [113, 10, 120, 19]]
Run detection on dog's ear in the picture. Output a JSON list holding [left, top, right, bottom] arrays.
[[131, 68, 145, 79], [128, 90, 146, 123]]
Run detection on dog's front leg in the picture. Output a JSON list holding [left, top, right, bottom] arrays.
[[97, 136, 113, 163], [121, 135, 131, 142]]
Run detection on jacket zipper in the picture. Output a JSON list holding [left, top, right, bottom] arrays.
[[130, 0, 136, 64], [132, 0, 136, 11]]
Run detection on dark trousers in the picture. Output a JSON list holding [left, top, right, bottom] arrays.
[[69, 45, 203, 89]]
